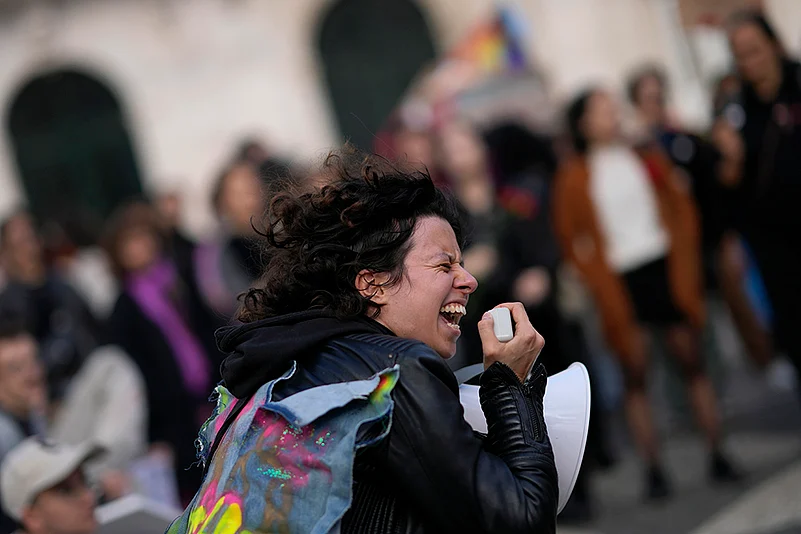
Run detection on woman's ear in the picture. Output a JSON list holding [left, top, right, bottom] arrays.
[[355, 269, 391, 305]]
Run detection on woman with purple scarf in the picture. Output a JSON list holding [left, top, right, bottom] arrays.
[[103, 202, 223, 504]]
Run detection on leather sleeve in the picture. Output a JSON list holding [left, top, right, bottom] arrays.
[[386, 347, 558, 533]]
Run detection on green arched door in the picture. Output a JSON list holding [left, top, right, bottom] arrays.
[[6, 70, 143, 223], [318, 0, 436, 150]]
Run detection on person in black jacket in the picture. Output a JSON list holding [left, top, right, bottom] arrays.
[[181, 148, 558, 533], [724, 11, 801, 400], [103, 202, 223, 505], [0, 212, 100, 402]]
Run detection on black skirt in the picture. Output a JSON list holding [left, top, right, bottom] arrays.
[[622, 257, 685, 326]]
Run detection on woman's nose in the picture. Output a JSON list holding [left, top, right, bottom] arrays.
[[454, 265, 478, 294]]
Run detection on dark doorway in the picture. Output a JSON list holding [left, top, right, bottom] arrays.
[[318, 0, 437, 150], [6, 69, 143, 224]]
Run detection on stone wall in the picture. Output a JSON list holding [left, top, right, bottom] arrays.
[[0, 0, 797, 236]]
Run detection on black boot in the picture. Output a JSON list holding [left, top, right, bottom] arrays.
[[646, 464, 672, 501], [710, 449, 744, 484]]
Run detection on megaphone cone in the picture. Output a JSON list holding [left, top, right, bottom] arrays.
[[457, 362, 591, 514]]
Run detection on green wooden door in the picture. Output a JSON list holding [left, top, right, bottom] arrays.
[[318, 0, 436, 151], [7, 70, 142, 224]]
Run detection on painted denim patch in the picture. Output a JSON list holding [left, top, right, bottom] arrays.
[[167, 364, 399, 534]]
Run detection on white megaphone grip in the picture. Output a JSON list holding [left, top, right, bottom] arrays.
[[457, 362, 591, 514]]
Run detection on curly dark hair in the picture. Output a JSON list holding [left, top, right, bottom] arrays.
[[237, 146, 463, 323]]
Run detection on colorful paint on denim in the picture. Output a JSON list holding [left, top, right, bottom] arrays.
[[167, 365, 400, 533], [184, 480, 251, 534], [369, 371, 398, 403]]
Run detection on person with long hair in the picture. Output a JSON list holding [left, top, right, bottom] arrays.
[[552, 89, 740, 500], [722, 10, 801, 399], [168, 148, 558, 533], [103, 202, 221, 504]]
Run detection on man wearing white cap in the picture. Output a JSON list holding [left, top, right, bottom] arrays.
[[0, 437, 99, 534]]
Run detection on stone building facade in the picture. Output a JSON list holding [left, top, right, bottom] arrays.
[[0, 0, 798, 235]]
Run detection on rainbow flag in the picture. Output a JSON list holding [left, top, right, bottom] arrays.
[[451, 7, 527, 74]]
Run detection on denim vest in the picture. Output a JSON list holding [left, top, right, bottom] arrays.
[[166, 362, 400, 534]]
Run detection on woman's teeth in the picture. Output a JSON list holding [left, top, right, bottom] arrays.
[[440, 304, 467, 316], [440, 304, 466, 329]]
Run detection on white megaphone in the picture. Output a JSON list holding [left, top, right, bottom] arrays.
[[455, 362, 591, 514]]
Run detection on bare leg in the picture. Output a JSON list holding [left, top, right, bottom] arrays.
[[621, 326, 672, 498], [621, 327, 660, 463], [717, 233, 773, 369], [664, 324, 721, 448]]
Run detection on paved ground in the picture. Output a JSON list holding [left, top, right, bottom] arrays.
[[692, 460, 801, 534], [556, 358, 801, 534]]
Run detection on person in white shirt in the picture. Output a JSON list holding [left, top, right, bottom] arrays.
[[553, 88, 741, 501]]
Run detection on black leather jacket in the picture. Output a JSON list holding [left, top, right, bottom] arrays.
[[271, 333, 558, 533]]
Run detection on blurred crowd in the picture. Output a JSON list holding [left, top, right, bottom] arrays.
[[0, 8, 800, 534]]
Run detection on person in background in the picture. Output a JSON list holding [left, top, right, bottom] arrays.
[[0, 320, 47, 534], [155, 192, 197, 284], [432, 119, 506, 368], [1, 438, 99, 534], [42, 211, 118, 321], [374, 110, 443, 185], [194, 162, 265, 316], [0, 320, 46, 458], [48, 341, 147, 504], [553, 88, 740, 500], [723, 11, 801, 396], [627, 65, 730, 269], [103, 202, 219, 504], [484, 121, 614, 520], [0, 316, 148, 526], [628, 65, 774, 372], [234, 137, 291, 180], [0, 213, 100, 402]]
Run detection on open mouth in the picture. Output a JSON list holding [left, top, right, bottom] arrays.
[[439, 303, 466, 331]]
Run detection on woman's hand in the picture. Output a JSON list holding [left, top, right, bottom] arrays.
[[478, 302, 545, 383]]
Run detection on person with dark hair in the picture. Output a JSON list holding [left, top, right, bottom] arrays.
[[722, 10, 801, 397], [628, 65, 774, 369], [627, 65, 669, 130], [484, 121, 614, 520], [0, 212, 100, 402], [431, 119, 506, 369], [0, 319, 46, 459], [628, 65, 731, 262], [155, 192, 197, 282], [0, 318, 46, 534], [194, 161, 265, 316], [103, 202, 221, 504], [168, 148, 558, 533], [553, 88, 740, 500]]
